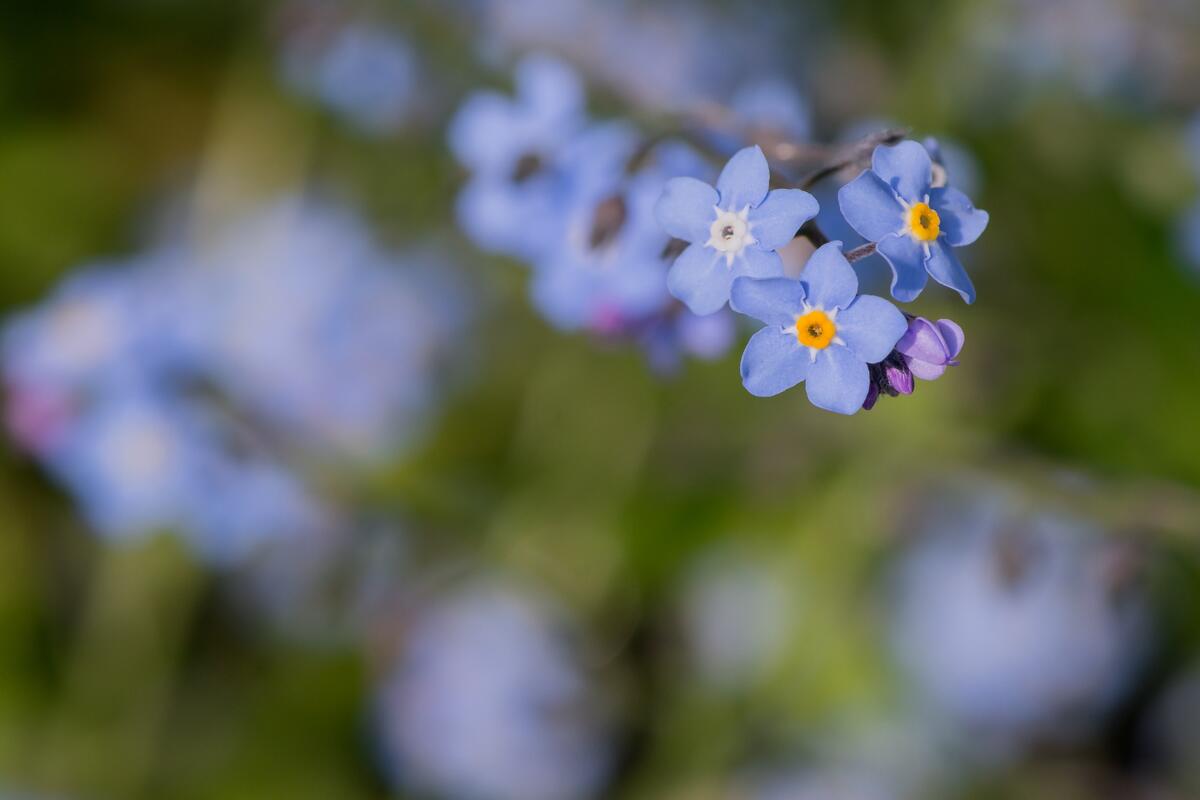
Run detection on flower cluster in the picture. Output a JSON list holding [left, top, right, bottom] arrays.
[[449, 54, 736, 371], [3, 198, 466, 562], [657, 138, 988, 414], [451, 53, 989, 411]]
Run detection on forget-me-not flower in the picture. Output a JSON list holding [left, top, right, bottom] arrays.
[[839, 140, 989, 303], [889, 487, 1152, 749], [730, 242, 907, 415], [450, 54, 585, 260], [655, 145, 818, 315], [376, 580, 615, 800], [532, 124, 709, 331]]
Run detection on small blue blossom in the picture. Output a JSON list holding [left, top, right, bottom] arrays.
[[42, 383, 322, 563], [729, 242, 907, 415], [655, 145, 819, 315], [730, 77, 811, 141], [375, 580, 615, 800], [531, 124, 709, 331], [889, 487, 1152, 748], [193, 198, 468, 462], [3, 257, 202, 392], [923, 136, 983, 198], [309, 24, 418, 135], [449, 54, 586, 260], [838, 140, 989, 303], [639, 308, 736, 376]]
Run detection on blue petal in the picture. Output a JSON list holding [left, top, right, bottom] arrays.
[[926, 240, 976, 304], [530, 259, 590, 330], [799, 242, 858, 310], [515, 53, 584, 121], [835, 294, 907, 363], [456, 176, 564, 260], [805, 345, 869, 415], [731, 78, 811, 140], [729, 276, 807, 327], [739, 326, 811, 397], [716, 145, 770, 211], [735, 245, 785, 280], [667, 243, 732, 315], [838, 171, 905, 242], [871, 140, 933, 203], [930, 187, 989, 247], [749, 189, 819, 250], [876, 234, 929, 302], [655, 177, 718, 243], [447, 91, 519, 173]]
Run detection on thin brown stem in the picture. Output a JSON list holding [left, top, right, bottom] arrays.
[[846, 242, 877, 262]]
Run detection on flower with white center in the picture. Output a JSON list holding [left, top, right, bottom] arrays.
[[655, 145, 818, 315], [705, 205, 757, 266]]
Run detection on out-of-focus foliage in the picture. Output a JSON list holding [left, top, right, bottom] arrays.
[[0, 1, 1198, 799]]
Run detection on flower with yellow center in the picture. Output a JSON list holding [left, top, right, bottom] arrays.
[[795, 309, 836, 350], [905, 201, 940, 243]]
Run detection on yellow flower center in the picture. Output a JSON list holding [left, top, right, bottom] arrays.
[[907, 202, 940, 242], [795, 309, 836, 350]]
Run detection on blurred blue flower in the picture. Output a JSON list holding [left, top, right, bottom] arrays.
[[922, 136, 983, 200], [4, 195, 466, 561], [656, 145, 819, 314], [747, 768, 898, 800], [450, 54, 585, 260], [310, 24, 418, 135], [888, 488, 1152, 752], [192, 198, 468, 462], [43, 383, 320, 563], [531, 125, 710, 332], [730, 77, 812, 142], [677, 546, 794, 688], [375, 581, 615, 800], [277, 4, 420, 136], [3, 256, 201, 393], [730, 243, 907, 414], [637, 307, 736, 375], [839, 140, 988, 303]]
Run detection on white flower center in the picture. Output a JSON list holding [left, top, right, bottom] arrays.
[[706, 206, 756, 267]]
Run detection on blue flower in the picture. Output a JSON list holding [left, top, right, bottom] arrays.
[[193, 199, 468, 462], [449, 54, 586, 260], [729, 77, 811, 141], [375, 580, 615, 800], [40, 380, 323, 564], [729, 242, 907, 415], [531, 124, 708, 331], [310, 24, 418, 135], [838, 140, 989, 303], [655, 145, 819, 315]]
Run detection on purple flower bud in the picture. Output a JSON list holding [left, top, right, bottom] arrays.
[[862, 380, 879, 411], [884, 360, 914, 395], [895, 316, 964, 381]]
